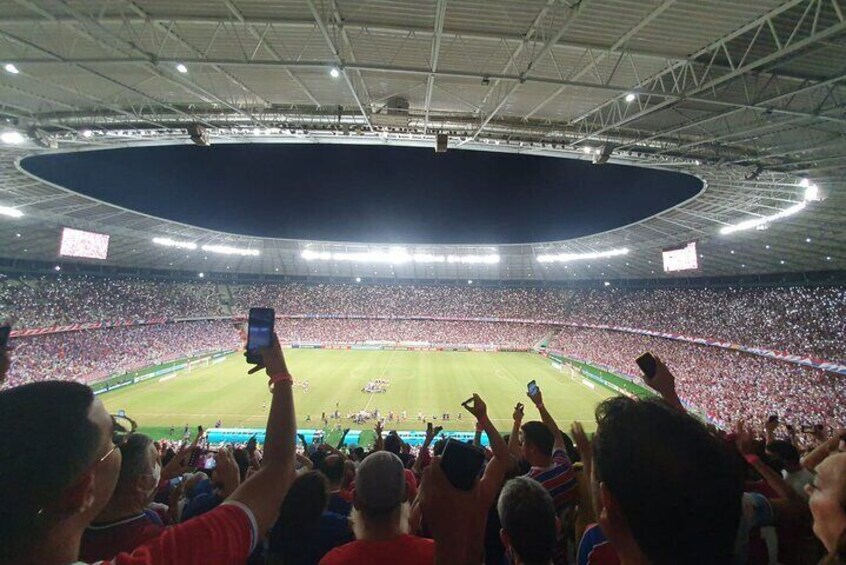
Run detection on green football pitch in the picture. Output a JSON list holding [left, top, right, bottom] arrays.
[[100, 350, 614, 440]]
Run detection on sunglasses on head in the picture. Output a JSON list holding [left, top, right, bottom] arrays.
[[96, 414, 138, 464]]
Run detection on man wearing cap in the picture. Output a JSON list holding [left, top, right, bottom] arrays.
[[319, 451, 434, 565]]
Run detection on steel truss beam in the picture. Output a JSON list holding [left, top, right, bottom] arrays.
[[423, 0, 447, 134], [565, 0, 846, 148], [306, 0, 373, 130]]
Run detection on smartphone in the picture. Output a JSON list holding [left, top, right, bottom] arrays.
[[246, 307, 275, 364], [0, 324, 11, 349], [527, 380, 539, 397], [440, 438, 486, 491], [635, 352, 657, 379], [204, 456, 217, 470]]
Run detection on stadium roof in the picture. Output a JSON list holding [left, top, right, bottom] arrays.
[[0, 0, 844, 282]]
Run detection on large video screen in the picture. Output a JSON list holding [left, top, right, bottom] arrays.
[[59, 227, 110, 260], [662, 241, 698, 273]]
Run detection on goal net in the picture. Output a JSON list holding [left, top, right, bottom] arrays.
[[188, 357, 211, 372]]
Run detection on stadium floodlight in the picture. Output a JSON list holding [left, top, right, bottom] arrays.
[[536, 248, 628, 263], [198, 272, 205, 278], [153, 237, 197, 250], [176, 63, 188, 74], [330, 67, 340, 78], [412, 253, 446, 263], [0, 205, 23, 218], [799, 178, 811, 188], [804, 183, 820, 202], [581, 146, 592, 154], [1, 131, 25, 145], [301, 248, 499, 265], [625, 93, 636, 103], [4, 63, 19, 74], [201, 244, 260, 257], [301, 250, 332, 261], [447, 254, 500, 264], [719, 201, 807, 235], [82, 129, 94, 138]]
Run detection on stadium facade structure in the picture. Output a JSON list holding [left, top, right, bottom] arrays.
[[0, 0, 844, 283]]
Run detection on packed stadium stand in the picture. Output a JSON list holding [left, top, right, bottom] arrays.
[[2, 274, 844, 436]]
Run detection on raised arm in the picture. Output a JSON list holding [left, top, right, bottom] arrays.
[[527, 386, 565, 451], [645, 356, 686, 412], [226, 333, 296, 535], [373, 420, 384, 452], [462, 394, 508, 507], [412, 422, 442, 476], [508, 402, 524, 458], [736, 421, 810, 526], [801, 427, 845, 471]]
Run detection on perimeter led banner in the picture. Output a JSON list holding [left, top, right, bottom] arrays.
[[59, 227, 110, 260], [662, 241, 698, 272]]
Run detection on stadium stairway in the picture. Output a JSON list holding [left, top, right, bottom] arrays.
[[217, 284, 233, 316], [534, 329, 558, 351]]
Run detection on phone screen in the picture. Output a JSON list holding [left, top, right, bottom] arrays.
[[635, 352, 657, 379], [527, 380, 539, 396], [440, 438, 486, 491], [247, 307, 275, 363]]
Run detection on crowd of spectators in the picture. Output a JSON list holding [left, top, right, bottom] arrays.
[[2, 339, 845, 565], [2, 275, 844, 362], [276, 319, 551, 348], [0, 274, 224, 327], [549, 327, 846, 437], [2, 321, 241, 389]]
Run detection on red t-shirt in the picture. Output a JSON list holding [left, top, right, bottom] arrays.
[[319, 534, 435, 565], [79, 502, 257, 565]]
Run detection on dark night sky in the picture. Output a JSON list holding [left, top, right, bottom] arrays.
[[22, 144, 702, 244]]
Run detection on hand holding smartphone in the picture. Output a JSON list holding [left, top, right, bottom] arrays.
[[246, 307, 275, 365], [635, 352, 657, 379], [527, 380, 542, 406]]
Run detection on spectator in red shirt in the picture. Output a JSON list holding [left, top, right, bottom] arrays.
[[79, 433, 165, 561], [0, 332, 297, 565], [497, 476, 559, 565], [319, 451, 434, 565]]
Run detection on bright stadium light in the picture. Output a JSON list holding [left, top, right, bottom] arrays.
[[301, 248, 499, 265], [330, 67, 340, 78], [447, 254, 499, 264], [804, 183, 820, 202], [625, 93, 636, 103], [0, 205, 24, 218], [201, 244, 260, 257], [153, 237, 197, 250], [176, 63, 188, 74], [536, 248, 628, 264], [1, 131, 25, 145], [198, 272, 205, 278], [719, 201, 807, 235], [82, 129, 94, 138], [4, 63, 19, 75]]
